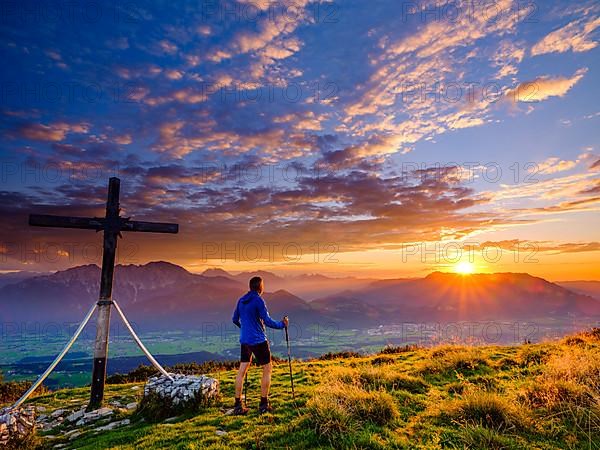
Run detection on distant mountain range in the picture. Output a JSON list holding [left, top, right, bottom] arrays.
[[201, 268, 376, 300], [1, 262, 599, 330], [556, 281, 600, 300]]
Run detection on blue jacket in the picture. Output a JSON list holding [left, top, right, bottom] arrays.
[[232, 290, 285, 345]]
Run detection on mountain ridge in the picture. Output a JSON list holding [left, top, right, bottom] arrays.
[[2, 262, 599, 330]]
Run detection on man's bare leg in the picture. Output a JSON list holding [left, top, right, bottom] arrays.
[[258, 362, 273, 413], [260, 362, 272, 398], [233, 361, 251, 414], [235, 361, 251, 399]]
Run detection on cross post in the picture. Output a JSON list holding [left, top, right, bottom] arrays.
[[29, 177, 178, 410]]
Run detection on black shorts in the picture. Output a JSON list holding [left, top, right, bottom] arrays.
[[240, 340, 271, 366]]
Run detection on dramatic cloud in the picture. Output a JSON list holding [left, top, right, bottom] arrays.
[[506, 69, 587, 103], [0, 0, 598, 275], [532, 16, 600, 56], [9, 122, 90, 142]]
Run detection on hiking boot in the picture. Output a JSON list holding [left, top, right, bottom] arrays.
[[258, 400, 273, 414], [232, 403, 249, 415]]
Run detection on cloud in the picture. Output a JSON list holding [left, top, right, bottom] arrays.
[[492, 40, 525, 78], [506, 69, 587, 103], [165, 69, 184, 80], [10, 122, 90, 142], [204, 0, 314, 64], [115, 134, 133, 145], [578, 180, 600, 195], [342, 0, 534, 153], [537, 157, 579, 174], [532, 17, 600, 56], [524, 196, 600, 214], [479, 239, 600, 255]]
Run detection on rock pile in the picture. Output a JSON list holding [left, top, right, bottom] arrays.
[[36, 406, 115, 431], [144, 374, 219, 406], [0, 407, 36, 446]]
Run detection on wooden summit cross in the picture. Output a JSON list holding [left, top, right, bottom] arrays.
[[29, 177, 178, 410]]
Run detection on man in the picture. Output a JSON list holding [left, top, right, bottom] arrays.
[[232, 276, 289, 415]]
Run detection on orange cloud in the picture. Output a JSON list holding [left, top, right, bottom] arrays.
[[532, 17, 600, 56], [506, 69, 587, 103], [11, 122, 90, 142]]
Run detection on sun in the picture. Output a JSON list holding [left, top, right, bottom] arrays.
[[454, 261, 475, 275]]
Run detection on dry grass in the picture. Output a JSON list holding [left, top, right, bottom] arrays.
[[561, 327, 600, 346], [306, 381, 399, 440], [518, 339, 600, 443], [520, 379, 594, 410], [328, 365, 428, 394], [545, 346, 600, 394], [515, 345, 551, 367], [418, 347, 490, 375], [459, 424, 520, 450], [436, 390, 530, 432]]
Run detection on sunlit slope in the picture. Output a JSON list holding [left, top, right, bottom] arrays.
[[7, 328, 600, 449]]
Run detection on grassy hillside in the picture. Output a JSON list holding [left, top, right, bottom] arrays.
[[6, 329, 600, 449]]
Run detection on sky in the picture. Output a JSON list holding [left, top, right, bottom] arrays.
[[0, 0, 599, 280]]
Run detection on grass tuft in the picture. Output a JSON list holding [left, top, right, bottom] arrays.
[[516, 345, 550, 367], [520, 378, 594, 410], [459, 424, 520, 449], [418, 347, 489, 376], [330, 366, 428, 394], [437, 391, 529, 431], [306, 382, 399, 441]]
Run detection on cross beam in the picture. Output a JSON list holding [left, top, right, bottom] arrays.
[[28, 177, 178, 410], [29, 215, 178, 234]]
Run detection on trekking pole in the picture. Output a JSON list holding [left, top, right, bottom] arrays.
[[284, 318, 296, 400]]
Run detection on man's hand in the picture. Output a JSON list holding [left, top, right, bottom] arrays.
[[283, 316, 289, 328]]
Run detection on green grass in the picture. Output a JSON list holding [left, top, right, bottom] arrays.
[[3, 329, 600, 449]]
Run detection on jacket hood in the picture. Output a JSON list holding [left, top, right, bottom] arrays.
[[240, 290, 260, 304]]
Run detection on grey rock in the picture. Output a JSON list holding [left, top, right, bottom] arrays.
[[50, 409, 66, 418], [68, 432, 82, 440], [66, 409, 85, 422]]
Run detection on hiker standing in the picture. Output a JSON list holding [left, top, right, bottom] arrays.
[[232, 276, 289, 415]]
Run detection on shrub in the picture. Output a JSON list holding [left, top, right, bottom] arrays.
[[107, 360, 241, 384], [370, 356, 395, 366], [318, 351, 362, 361], [562, 327, 600, 346], [106, 365, 159, 384], [0, 381, 49, 404], [379, 344, 421, 355], [307, 382, 398, 440]]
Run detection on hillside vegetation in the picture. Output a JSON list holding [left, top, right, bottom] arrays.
[[4, 329, 600, 449]]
